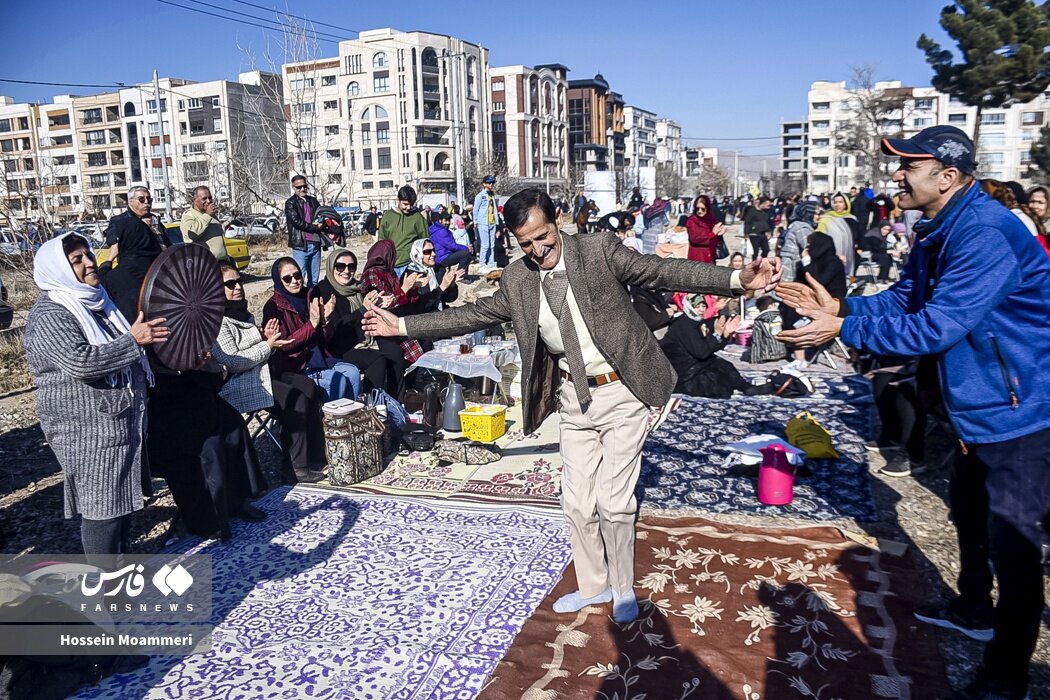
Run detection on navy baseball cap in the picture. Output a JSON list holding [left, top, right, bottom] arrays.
[[482, 175, 496, 184], [881, 125, 977, 174]]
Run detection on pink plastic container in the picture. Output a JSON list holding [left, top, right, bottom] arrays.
[[734, 329, 753, 347], [758, 444, 795, 505]]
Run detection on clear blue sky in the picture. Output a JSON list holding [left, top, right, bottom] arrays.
[[0, 0, 954, 160]]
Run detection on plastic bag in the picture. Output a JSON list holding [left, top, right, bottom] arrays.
[[785, 411, 839, 458]]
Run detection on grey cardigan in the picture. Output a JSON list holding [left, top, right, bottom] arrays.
[[23, 298, 149, 520], [211, 315, 274, 414], [405, 231, 734, 434]]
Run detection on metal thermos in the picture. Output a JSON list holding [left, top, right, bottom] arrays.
[[422, 381, 442, 428], [441, 383, 466, 432]]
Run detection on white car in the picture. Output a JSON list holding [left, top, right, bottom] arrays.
[[224, 216, 279, 240], [72, 223, 105, 244]]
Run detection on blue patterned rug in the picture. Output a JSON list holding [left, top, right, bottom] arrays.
[[74, 488, 572, 699], [638, 395, 878, 522]]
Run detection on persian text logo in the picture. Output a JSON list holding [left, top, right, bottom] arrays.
[[79, 563, 194, 598]]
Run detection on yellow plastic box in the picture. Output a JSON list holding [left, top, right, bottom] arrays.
[[458, 405, 507, 442]]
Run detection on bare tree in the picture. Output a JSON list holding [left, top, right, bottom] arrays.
[[655, 163, 685, 201], [833, 64, 910, 189], [462, 152, 528, 204], [697, 164, 730, 196]]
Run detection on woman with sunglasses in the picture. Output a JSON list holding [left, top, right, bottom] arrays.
[[212, 261, 326, 484], [686, 195, 726, 264], [309, 248, 402, 397], [402, 238, 464, 313], [262, 257, 362, 402]]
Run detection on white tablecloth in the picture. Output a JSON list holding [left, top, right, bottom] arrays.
[[407, 347, 520, 383]]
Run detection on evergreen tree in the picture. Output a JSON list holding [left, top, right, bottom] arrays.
[[917, 0, 1050, 145], [1028, 124, 1050, 185]]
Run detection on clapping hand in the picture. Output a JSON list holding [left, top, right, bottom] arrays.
[[715, 314, 742, 338], [362, 290, 382, 310], [739, 257, 783, 292], [440, 268, 463, 290], [262, 318, 290, 349], [401, 271, 425, 292], [323, 294, 337, 320], [308, 298, 323, 327]]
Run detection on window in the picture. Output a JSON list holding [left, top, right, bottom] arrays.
[[146, 99, 167, 114], [811, 102, 830, 112], [153, 188, 167, 203], [330, 173, 342, 183], [150, 144, 164, 157], [188, 97, 201, 109], [373, 52, 387, 68], [323, 100, 338, 111], [290, 78, 315, 90], [492, 80, 504, 91], [321, 75, 336, 87], [812, 138, 830, 147], [327, 149, 341, 160], [87, 152, 107, 167], [377, 128, 390, 144], [374, 106, 388, 119], [82, 108, 102, 124], [813, 120, 829, 130], [183, 142, 206, 155], [211, 96, 220, 107], [345, 54, 363, 74], [85, 130, 106, 146], [914, 98, 934, 110], [347, 81, 360, 96], [53, 155, 75, 166], [300, 151, 316, 163], [0, 119, 9, 132], [379, 179, 394, 188], [148, 123, 160, 137], [361, 128, 371, 145], [89, 174, 109, 187], [981, 112, 1006, 125], [179, 122, 187, 135], [361, 181, 374, 189], [493, 101, 505, 112], [948, 113, 967, 124], [1022, 111, 1043, 125], [982, 152, 1004, 164], [980, 133, 1005, 146], [295, 102, 315, 113], [466, 57, 476, 99], [374, 76, 390, 92], [324, 125, 340, 136], [493, 121, 505, 133], [1020, 150, 1032, 163], [378, 152, 391, 169], [213, 118, 222, 132], [913, 117, 933, 128], [363, 150, 373, 170], [299, 127, 315, 139]]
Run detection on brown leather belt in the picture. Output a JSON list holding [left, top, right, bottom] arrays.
[[560, 369, 620, 388]]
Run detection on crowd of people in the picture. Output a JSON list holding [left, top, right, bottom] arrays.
[[17, 122, 1050, 700]]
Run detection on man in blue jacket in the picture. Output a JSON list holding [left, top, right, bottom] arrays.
[[473, 175, 500, 273], [777, 125, 1050, 700]]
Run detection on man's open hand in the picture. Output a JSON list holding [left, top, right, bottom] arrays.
[[776, 309, 844, 348], [363, 306, 400, 337], [776, 273, 839, 315], [739, 257, 782, 292]]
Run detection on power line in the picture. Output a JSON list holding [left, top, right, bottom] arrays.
[[681, 135, 780, 142], [151, 0, 345, 44], [0, 78, 126, 89], [226, 0, 359, 34], [179, 0, 350, 42]]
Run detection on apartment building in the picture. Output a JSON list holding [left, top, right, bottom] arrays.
[[567, 74, 624, 172], [804, 80, 1050, 192], [118, 72, 286, 219], [35, 96, 82, 222], [0, 97, 42, 224], [282, 28, 491, 208], [779, 119, 809, 191], [490, 63, 569, 187], [72, 92, 126, 218], [623, 105, 657, 169], [655, 118, 683, 175]]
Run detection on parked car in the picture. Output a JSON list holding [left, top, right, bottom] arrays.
[[224, 216, 279, 240], [95, 223, 249, 271], [0, 273, 12, 330], [72, 223, 105, 244]]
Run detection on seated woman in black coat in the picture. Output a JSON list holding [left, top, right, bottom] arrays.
[[400, 238, 463, 314], [309, 248, 400, 396], [659, 295, 775, 399]]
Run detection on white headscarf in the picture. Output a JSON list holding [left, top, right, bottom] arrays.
[[33, 233, 152, 386], [407, 238, 439, 292]]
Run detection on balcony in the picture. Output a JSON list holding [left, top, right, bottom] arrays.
[[422, 83, 440, 96], [423, 109, 442, 120], [415, 136, 449, 145], [421, 62, 440, 75]]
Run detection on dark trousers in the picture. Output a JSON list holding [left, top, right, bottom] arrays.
[[340, 347, 392, 396], [81, 514, 132, 570], [439, 249, 471, 273], [949, 427, 1050, 691], [871, 371, 926, 462], [376, 337, 408, 399], [748, 234, 769, 261], [273, 372, 328, 476]]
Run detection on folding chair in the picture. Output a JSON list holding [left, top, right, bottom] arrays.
[[855, 252, 878, 282], [246, 409, 281, 449]]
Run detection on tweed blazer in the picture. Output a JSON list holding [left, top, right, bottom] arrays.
[[211, 315, 274, 414], [404, 231, 734, 434]]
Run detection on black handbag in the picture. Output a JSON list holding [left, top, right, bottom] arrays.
[[716, 235, 730, 260]]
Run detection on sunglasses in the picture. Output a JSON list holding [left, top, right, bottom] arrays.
[[223, 278, 244, 289], [281, 272, 303, 283], [294, 185, 308, 190], [422, 248, 435, 255], [135, 196, 153, 203], [333, 262, 356, 273]]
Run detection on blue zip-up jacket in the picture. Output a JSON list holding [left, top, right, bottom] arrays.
[[428, 221, 468, 264], [840, 182, 1050, 444]]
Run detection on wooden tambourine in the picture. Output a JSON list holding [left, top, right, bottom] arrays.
[[139, 244, 225, 371]]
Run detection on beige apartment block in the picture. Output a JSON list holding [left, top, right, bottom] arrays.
[[490, 63, 569, 188], [282, 28, 491, 209]]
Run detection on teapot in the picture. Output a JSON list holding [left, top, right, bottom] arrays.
[[441, 382, 466, 432]]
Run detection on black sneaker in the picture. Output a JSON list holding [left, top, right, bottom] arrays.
[[953, 669, 1030, 699], [914, 599, 994, 642], [879, 460, 912, 478]]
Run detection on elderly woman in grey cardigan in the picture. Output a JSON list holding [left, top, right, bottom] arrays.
[[23, 233, 168, 564]]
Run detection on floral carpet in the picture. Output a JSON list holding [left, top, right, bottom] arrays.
[[479, 516, 948, 700], [74, 487, 573, 700], [637, 396, 878, 523]]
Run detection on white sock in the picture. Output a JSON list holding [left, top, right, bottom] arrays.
[[552, 586, 613, 613]]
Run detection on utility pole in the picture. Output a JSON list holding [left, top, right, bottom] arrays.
[[450, 51, 465, 208], [733, 150, 739, 200], [153, 70, 172, 223]]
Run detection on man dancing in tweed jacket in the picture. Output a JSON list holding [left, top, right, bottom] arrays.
[[364, 189, 781, 623]]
